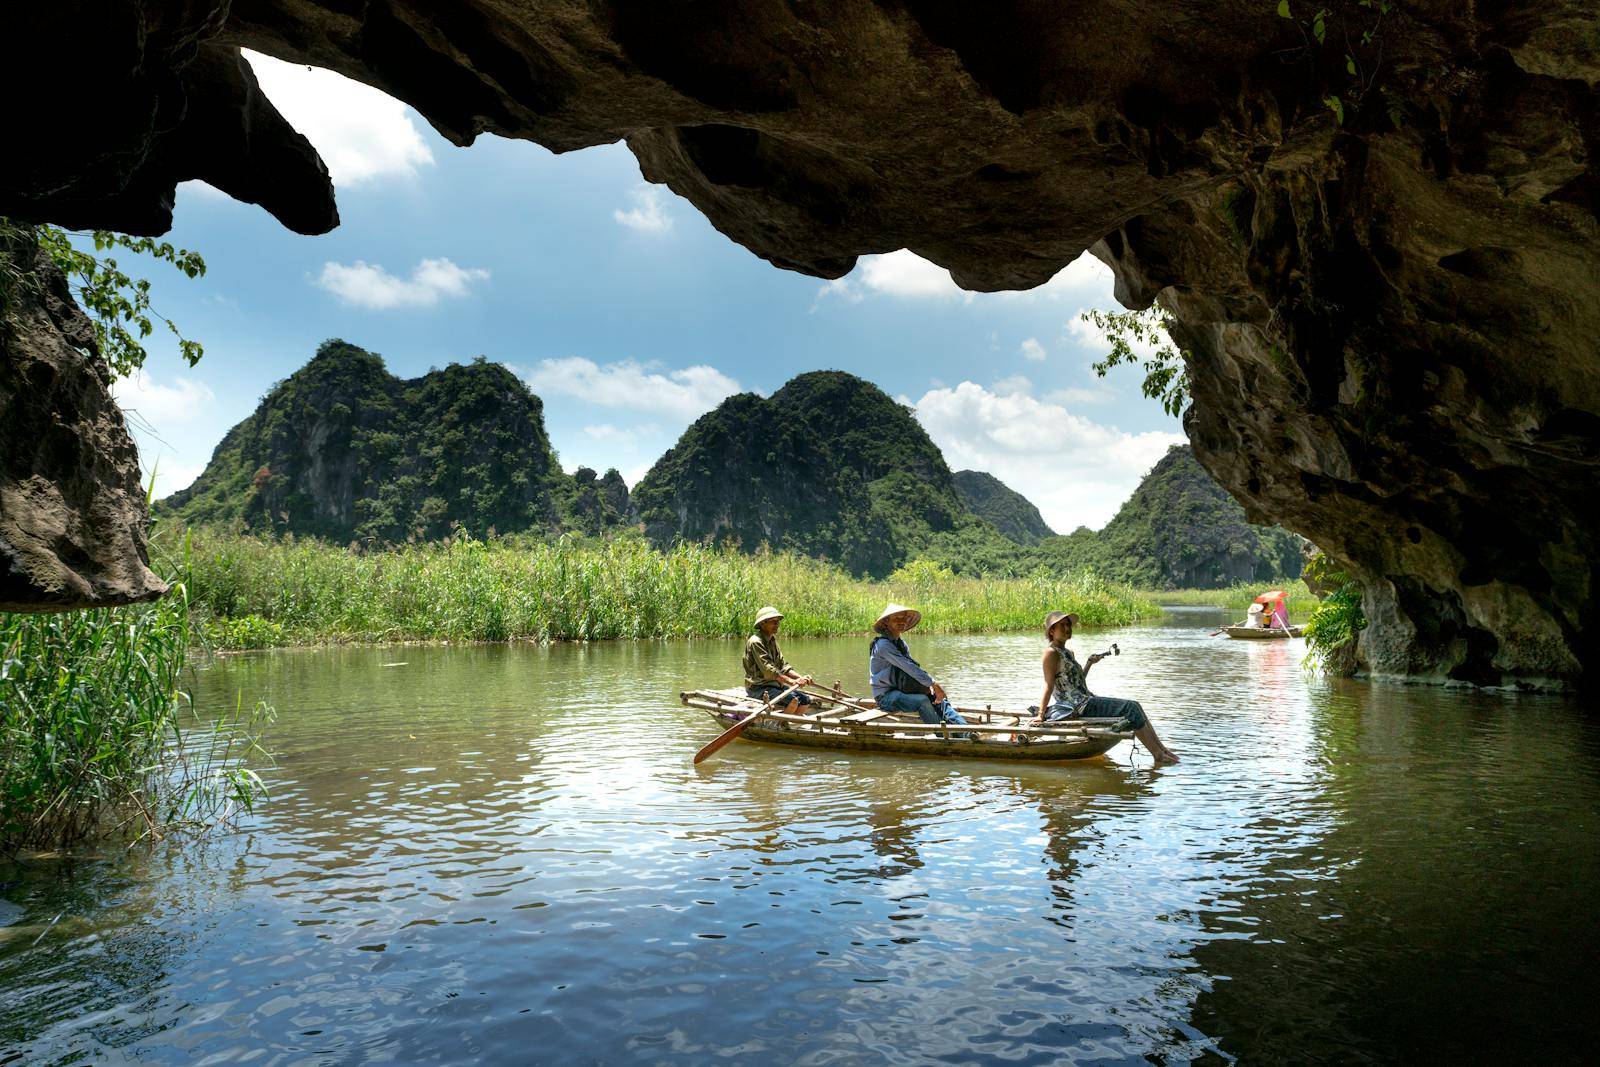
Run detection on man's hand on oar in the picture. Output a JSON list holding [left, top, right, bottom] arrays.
[[693, 680, 804, 764]]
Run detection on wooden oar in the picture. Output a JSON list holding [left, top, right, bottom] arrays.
[[693, 681, 803, 764]]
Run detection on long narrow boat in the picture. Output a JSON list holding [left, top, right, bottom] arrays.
[[681, 688, 1132, 761], [1222, 625, 1304, 639]]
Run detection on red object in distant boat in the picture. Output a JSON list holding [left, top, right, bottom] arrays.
[[1253, 590, 1290, 628]]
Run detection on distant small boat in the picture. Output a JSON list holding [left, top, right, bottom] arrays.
[[681, 689, 1130, 761], [1222, 625, 1304, 639]]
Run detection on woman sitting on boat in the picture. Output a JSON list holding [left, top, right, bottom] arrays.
[[744, 606, 813, 714], [1032, 610, 1180, 765], [868, 602, 971, 736]]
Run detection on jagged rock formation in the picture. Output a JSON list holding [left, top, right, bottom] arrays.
[[952, 470, 1055, 545], [633, 371, 1015, 577], [1, 2, 1595, 686], [0, 229, 166, 610], [1038, 445, 1304, 589], [568, 467, 636, 535], [162, 340, 628, 542]]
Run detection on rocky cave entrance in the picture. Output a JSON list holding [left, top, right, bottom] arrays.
[[1, 1, 1595, 689]]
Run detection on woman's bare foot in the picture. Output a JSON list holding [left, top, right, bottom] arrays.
[[1153, 749, 1180, 765]]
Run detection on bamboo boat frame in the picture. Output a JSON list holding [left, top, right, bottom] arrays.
[[681, 688, 1133, 761], [1222, 625, 1304, 639]]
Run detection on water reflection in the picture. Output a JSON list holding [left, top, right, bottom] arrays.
[[1, 614, 1595, 1063]]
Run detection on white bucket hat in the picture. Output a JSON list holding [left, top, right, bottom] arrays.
[[754, 606, 784, 627]]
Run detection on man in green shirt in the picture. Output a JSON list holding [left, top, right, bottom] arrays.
[[743, 606, 814, 714]]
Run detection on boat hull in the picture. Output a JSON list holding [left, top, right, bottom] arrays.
[[1223, 625, 1303, 639], [683, 689, 1127, 762]]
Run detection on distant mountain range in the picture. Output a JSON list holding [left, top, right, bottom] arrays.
[[160, 340, 634, 541], [631, 371, 1017, 576], [1036, 444, 1304, 587], [161, 343, 1301, 586]]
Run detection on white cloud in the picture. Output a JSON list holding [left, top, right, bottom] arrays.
[[911, 380, 1184, 531], [142, 458, 207, 501], [813, 249, 1114, 305], [860, 249, 967, 298], [316, 257, 489, 309], [996, 253, 1115, 302], [992, 374, 1033, 396], [582, 422, 660, 444], [613, 185, 675, 233], [1020, 337, 1047, 362], [177, 180, 231, 202], [811, 276, 863, 309], [1045, 385, 1116, 406], [521, 358, 743, 420], [112, 370, 215, 426], [245, 51, 433, 186]]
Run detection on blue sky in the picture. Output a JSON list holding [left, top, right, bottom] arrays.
[[114, 53, 1183, 532]]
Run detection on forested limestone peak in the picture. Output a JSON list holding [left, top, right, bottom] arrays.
[[160, 340, 632, 542], [1034, 445, 1303, 589], [952, 470, 1056, 545], [631, 370, 1014, 577]]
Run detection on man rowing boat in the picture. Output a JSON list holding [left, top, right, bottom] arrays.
[[868, 602, 971, 737], [743, 606, 813, 714], [1033, 610, 1179, 765]]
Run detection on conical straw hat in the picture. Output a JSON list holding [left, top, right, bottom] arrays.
[[874, 602, 922, 632]]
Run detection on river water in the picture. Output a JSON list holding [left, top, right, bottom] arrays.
[[2, 608, 1597, 1064]]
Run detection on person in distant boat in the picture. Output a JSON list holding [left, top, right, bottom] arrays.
[[1246, 602, 1267, 628], [1032, 610, 1179, 765], [868, 603, 972, 737], [744, 606, 814, 715]]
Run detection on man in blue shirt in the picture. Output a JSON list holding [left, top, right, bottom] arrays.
[[868, 602, 971, 736]]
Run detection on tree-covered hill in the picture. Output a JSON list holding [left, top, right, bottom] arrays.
[[1034, 444, 1303, 588], [631, 370, 1019, 577], [160, 340, 634, 542], [952, 470, 1056, 544]]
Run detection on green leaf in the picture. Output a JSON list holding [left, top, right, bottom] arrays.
[[1346, 54, 1357, 75], [1312, 13, 1327, 43], [1324, 94, 1345, 125], [1277, 0, 1291, 17]]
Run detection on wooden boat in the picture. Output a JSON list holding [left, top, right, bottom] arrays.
[[681, 688, 1132, 761], [1222, 624, 1304, 639]]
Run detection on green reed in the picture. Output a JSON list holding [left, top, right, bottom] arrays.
[[173, 529, 1161, 648], [0, 536, 271, 853], [1144, 579, 1313, 612]]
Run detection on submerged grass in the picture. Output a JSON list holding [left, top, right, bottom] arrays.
[[0, 537, 271, 854], [173, 529, 1162, 648]]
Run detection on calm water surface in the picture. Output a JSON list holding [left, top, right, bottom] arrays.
[[3, 609, 1597, 1064]]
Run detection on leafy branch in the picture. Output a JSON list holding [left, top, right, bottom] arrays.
[[1275, 0, 1397, 128], [31, 225, 207, 377], [1082, 307, 1190, 419]]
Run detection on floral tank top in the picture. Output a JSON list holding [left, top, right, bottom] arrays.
[[1049, 642, 1093, 713]]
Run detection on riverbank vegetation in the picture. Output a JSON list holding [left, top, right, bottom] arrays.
[[172, 528, 1161, 649], [1301, 556, 1366, 675], [1147, 581, 1313, 610], [0, 545, 270, 853]]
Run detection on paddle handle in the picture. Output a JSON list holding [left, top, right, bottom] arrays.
[[693, 680, 803, 764]]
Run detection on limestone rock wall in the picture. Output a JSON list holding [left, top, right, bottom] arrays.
[[0, 1, 1594, 686], [0, 231, 166, 611]]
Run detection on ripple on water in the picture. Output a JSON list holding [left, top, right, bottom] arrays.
[[2, 619, 1597, 1064]]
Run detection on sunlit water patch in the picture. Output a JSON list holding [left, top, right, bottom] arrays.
[[3, 612, 1596, 1063]]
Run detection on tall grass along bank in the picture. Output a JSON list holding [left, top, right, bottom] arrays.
[[1148, 580, 1313, 611], [0, 556, 269, 854], [176, 530, 1162, 648]]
